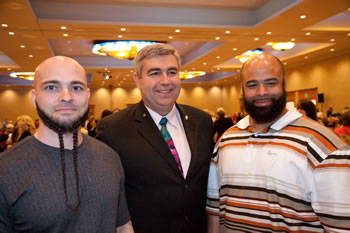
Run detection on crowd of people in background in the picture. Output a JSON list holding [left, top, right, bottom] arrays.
[[1, 104, 350, 153]]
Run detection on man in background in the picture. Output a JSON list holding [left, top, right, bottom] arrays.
[[212, 107, 233, 142], [97, 43, 213, 233], [0, 56, 133, 233], [207, 54, 350, 232]]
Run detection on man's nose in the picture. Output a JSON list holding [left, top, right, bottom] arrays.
[[256, 84, 268, 96], [59, 88, 73, 102], [159, 72, 170, 84]]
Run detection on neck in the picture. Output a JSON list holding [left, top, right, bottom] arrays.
[[250, 108, 287, 132], [34, 121, 83, 149]]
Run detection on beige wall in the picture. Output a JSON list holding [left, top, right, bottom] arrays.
[[285, 53, 350, 114], [1, 52, 349, 122]]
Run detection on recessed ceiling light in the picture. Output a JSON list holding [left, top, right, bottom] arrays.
[[348, 32, 350, 36], [175, 29, 180, 33], [28, 55, 33, 58], [304, 56, 308, 59], [305, 32, 311, 36], [254, 37, 259, 40], [216, 56, 220, 59], [330, 48, 335, 52], [168, 36, 173, 39], [20, 45, 25, 48], [7, 68, 11, 71], [291, 38, 296, 41], [217, 67, 220, 70], [215, 37, 220, 40], [300, 15, 307, 19], [1, 24, 8, 27], [130, 70, 134, 72], [120, 28, 126, 31], [9, 32, 15, 35], [63, 33, 68, 37], [267, 42, 272, 46], [330, 38, 335, 42], [118, 35, 123, 38], [203, 62, 207, 65], [283, 62, 287, 65], [233, 48, 237, 51], [61, 26, 67, 30], [266, 32, 272, 35], [225, 30, 231, 34]]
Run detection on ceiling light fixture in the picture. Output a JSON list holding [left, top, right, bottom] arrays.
[[236, 48, 263, 63], [120, 28, 126, 31], [300, 15, 307, 19], [271, 42, 295, 51], [291, 38, 296, 41], [61, 26, 67, 30], [20, 45, 25, 48], [10, 72, 35, 81], [225, 30, 231, 34], [175, 29, 180, 32], [179, 71, 205, 80], [2, 24, 8, 27], [215, 37, 220, 40], [92, 40, 160, 60], [233, 48, 237, 51], [9, 32, 15, 35], [63, 33, 68, 37], [267, 32, 272, 35], [330, 38, 335, 42], [305, 32, 311, 36], [254, 37, 259, 41], [168, 36, 173, 39]]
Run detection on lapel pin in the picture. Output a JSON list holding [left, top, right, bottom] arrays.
[[143, 113, 147, 118], [185, 115, 189, 120]]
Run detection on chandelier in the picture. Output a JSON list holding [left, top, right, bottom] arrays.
[[10, 72, 35, 81], [92, 40, 159, 60], [271, 42, 295, 51], [179, 71, 206, 80], [236, 49, 263, 63]]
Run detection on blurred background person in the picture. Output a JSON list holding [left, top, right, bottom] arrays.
[[213, 107, 233, 142], [297, 99, 317, 121], [334, 110, 350, 145]]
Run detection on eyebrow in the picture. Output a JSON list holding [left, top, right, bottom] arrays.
[[147, 67, 178, 73], [40, 80, 86, 87]]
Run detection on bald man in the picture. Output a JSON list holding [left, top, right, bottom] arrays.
[[0, 56, 133, 233], [206, 54, 350, 232]]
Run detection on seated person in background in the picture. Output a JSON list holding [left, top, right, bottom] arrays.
[[213, 107, 233, 142], [334, 110, 350, 145], [297, 99, 317, 121]]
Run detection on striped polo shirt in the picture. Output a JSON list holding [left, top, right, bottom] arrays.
[[206, 108, 350, 232]]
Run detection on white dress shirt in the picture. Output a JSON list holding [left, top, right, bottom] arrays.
[[146, 105, 191, 178]]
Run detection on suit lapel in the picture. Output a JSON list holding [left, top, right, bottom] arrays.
[[176, 104, 199, 180], [134, 102, 184, 177]]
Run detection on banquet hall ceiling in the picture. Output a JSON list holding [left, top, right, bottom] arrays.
[[0, 0, 349, 88]]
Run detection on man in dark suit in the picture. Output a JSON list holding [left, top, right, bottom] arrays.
[[96, 43, 213, 233]]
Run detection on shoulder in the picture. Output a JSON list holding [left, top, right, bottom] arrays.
[[0, 136, 35, 161]]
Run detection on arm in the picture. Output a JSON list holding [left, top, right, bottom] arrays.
[[116, 220, 134, 233], [207, 214, 220, 233]]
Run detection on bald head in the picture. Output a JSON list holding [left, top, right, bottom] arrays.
[[240, 54, 285, 83], [34, 56, 86, 88]]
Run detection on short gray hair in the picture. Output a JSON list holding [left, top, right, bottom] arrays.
[[133, 43, 181, 77]]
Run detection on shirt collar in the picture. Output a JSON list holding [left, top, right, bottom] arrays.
[[145, 104, 179, 129], [237, 108, 302, 132]]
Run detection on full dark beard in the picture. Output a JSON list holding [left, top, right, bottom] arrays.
[[243, 90, 286, 124], [36, 103, 89, 133]]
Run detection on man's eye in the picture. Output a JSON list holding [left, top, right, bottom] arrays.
[[72, 86, 83, 91], [45, 85, 57, 91], [150, 71, 161, 77], [167, 70, 178, 77], [266, 81, 277, 86], [247, 83, 257, 88]]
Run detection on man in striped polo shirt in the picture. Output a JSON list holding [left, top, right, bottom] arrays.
[[206, 54, 350, 232]]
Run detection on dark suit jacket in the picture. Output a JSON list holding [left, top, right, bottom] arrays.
[[96, 101, 213, 233]]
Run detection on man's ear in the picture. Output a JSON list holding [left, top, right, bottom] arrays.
[[31, 89, 37, 107], [133, 73, 140, 89]]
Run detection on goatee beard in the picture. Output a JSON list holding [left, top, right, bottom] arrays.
[[36, 103, 89, 133], [243, 90, 286, 124]]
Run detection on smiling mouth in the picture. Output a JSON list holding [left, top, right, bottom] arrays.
[[157, 89, 172, 94]]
